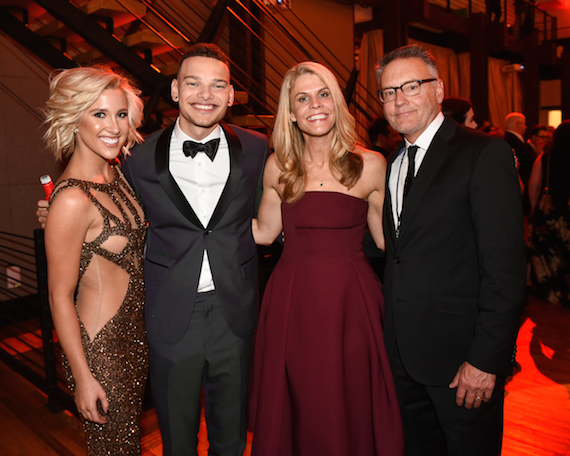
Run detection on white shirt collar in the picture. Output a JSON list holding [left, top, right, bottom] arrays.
[[404, 111, 445, 151], [174, 118, 222, 143]]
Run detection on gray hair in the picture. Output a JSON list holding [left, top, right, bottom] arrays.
[[376, 44, 439, 84]]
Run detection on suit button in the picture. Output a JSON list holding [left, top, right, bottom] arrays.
[[204, 229, 212, 235], [394, 257, 401, 264]]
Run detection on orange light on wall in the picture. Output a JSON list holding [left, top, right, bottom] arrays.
[[536, 0, 570, 9]]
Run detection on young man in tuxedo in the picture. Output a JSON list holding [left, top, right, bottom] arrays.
[[377, 44, 526, 456], [122, 43, 267, 456]]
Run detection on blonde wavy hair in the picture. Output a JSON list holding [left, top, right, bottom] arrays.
[[43, 66, 144, 161], [273, 61, 362, 203]]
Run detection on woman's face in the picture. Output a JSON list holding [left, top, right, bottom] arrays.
[[289, 73, 336, 139], [464, 108, 477, 129], [75, 88, 130, 161]]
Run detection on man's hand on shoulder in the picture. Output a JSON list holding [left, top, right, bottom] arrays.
[[36, 199, 49, 229]]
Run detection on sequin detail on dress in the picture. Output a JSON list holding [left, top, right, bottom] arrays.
[[50, 164, 149, 455]]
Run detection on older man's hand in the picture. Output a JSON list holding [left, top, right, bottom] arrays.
[[449, 361, 496, 409]]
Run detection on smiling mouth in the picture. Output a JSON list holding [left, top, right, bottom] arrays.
[[307, 113, 328, 121], [100, 137, 120, 146], [394, 110, 416, 118], [192, 103, 217, 111]]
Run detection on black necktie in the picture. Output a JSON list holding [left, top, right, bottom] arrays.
[[182, 138, 220, 161], [403, 145, 418, 200]]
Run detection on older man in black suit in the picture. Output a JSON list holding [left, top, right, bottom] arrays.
[[121, 43, 267, 456], [504, 112, 535, 215], [376, 44, 526, 456]]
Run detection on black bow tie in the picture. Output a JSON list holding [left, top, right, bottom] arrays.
[[182, 138, 220, 161]]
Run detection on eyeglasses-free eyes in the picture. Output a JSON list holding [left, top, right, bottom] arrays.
[[376, 78, 438, 103]]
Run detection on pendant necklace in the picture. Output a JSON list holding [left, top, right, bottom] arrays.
[[309, 166, 326, 187]]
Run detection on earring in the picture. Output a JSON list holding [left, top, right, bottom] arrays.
[[74, 128, 78, 134]]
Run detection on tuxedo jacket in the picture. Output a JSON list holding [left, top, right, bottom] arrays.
[[382, 118, 526, 386], [122, 122, 268, 344]]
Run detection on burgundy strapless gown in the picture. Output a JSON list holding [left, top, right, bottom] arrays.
[[248, 191, 404, 456]]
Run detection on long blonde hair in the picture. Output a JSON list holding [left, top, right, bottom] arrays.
[[43, 66, 144, 161], [272, 61, 362, 203]]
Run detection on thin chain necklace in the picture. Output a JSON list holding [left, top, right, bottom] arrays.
[[308, 165, 328, 187]]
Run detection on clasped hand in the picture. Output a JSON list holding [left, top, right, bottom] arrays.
[[449, 361, 496, 409]]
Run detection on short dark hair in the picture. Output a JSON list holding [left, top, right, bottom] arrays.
[[178, 42, 230, 77], [376, 44, 439, 84], [528, 124, 547, 138], [368, 117, 391, 143], [442, 97, 473, 125]]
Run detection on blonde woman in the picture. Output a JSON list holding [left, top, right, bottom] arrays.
[[248, 62, 404, 456], [43, 66, 148, 455]]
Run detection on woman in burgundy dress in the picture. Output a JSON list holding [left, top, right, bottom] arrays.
[[248, 61, 404, 456]]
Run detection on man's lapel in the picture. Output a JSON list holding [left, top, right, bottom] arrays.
[[155, 124, 202, 227], [207, 122, 243, 230], [384, 142, 404, 246], [397, 118, 457, 241], [154, 122, 244, 230]]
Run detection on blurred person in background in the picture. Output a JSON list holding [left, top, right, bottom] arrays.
[[527, 120, 570, 308], [442, 97, 478, 129]]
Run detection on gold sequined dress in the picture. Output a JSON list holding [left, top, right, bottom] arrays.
[[50, 164, 149, 455]]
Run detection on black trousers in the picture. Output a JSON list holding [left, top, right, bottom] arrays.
[[149, 291, 253, 456], [389, 343, 505, 456]]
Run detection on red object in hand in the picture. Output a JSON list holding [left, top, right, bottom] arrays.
[[40, 174, 54, 200]]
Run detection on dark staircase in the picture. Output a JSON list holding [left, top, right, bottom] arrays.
[[0, 0, 377, 139]]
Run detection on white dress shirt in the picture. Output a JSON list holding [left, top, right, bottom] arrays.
[[389, 112, 445, 231], [170, 119, 230, 292]]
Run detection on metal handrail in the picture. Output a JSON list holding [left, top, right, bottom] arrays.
[[0, 230, 67, 412]]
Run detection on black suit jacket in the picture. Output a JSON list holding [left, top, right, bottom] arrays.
[[122, 122, 268, 344], [504, 131, 534, 215], [383, 118, 526, 386], [504, 131, 534, 186]]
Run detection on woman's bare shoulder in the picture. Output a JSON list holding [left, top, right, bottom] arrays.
[[48, 186, 95, 225], [355, 146, 387, 172]]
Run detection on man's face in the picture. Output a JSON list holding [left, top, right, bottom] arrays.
[[379, 57, 444, 144], [515, 116, 527, 136], [171, 56, 234, 140], [530, 130, 549, 150]]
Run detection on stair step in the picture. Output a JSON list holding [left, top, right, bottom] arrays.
[[161, 61, 179, 77], [35, 19, 71, 39], [73, 48, 105, 64], [35, 0, 144, 37], [82, 0, 147, 27], [73, 29, 185, 64], [122, 30, 185, 54]]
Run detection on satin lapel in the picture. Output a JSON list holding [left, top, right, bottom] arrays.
[[155, 125, 202, 227], [206, 122, 244, 230], [397, 118, 456, 241], [384, 143, 404, 247]]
